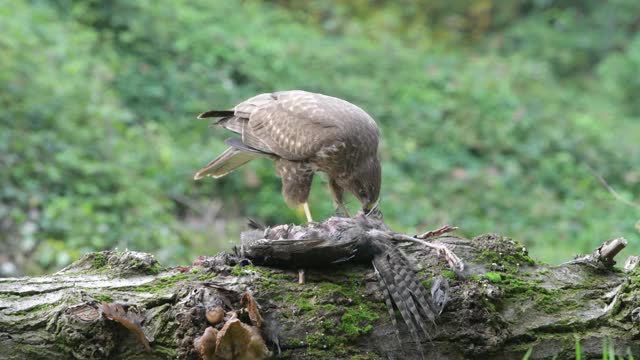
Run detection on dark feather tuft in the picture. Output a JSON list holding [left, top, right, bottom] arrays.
[[197, 110, 234, 119], [247, 218, 265, 230]]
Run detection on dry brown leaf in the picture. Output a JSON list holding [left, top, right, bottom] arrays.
[[215, 319, 270, 360], [99, 302, 151, 352], [240, 292, 263, 328], [194, 326, 218, 360]]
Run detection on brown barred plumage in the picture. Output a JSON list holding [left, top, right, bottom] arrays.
[[195, 90, 381, 217]]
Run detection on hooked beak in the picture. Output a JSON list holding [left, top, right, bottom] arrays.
[[363, 199, 380, 216]]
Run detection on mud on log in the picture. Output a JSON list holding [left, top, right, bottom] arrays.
[[1, 215, 639, 359]]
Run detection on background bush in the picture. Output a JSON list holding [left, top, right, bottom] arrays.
[[1, 0, 638, 275]]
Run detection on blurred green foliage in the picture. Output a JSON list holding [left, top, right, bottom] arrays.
[[1, 0, 638, 274]]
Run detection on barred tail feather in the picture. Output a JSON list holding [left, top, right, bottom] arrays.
[[392, 249, 439, 325], [373, 246, 446, 357], [373, 253, 424, 358], [372, 261, 401, 345], [193, 147, 259, 180], [197, 110, 234, 119], [393, 262, 432, 339]]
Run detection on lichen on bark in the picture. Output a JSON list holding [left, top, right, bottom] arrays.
[[1, 225, 639, 359]]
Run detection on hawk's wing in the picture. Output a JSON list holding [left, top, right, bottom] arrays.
[[211, 91, 372, 160]]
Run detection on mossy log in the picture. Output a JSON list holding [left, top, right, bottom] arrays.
[[1, 217, 639, 360]]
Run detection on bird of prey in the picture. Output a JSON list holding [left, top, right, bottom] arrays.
[[194, 90, 381, 222]]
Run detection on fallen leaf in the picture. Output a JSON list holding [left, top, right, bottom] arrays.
[[194, 326, 218, 360], [99, 302, 151, 352], [215, 319, 270, 360], [240, 292, 263, 328]]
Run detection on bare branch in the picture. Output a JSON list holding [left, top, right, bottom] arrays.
[[586, 163, 640, 210]]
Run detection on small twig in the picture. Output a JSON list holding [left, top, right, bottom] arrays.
[[169, 193, 205, 215], [416, 225, 458, 240], [586, 164, 640, 210], [599, 238, 628, 263], [565, 237, 628, 269]]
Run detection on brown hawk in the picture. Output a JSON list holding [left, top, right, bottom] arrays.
[[194, 90, 381, 222]]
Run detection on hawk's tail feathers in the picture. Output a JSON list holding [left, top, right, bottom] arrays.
[[197, 110, 234, 119], [193, 146, 260, 180]]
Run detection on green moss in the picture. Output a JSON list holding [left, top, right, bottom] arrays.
[[257, 266, 385, 358], [305, 347, 344, 359], [468, 274, 482, 282], [476, 236, 536, 273], [421, 278, 433, 289], [315, 281, 345, 294], [484, 272, 503, 283], [197, 272, 217, 281], [132, 273, 190, 294], [321, 304, 339, 313], [306, 332, 343, 349], [339, 304, 380, 338], [151, 346, 178, 358], [85, 252, 163, 275], [231, 264, 254, 277], [496, 273, 580, 314], [533, 291, 579, 314], [482, 298, 497, 313], [350, 354, 380, 360], [491, 272, 543, 290], [92, 293, 113, 302], [258, 279, 277, 288], [297, 298, 314, 313], [11, 303, 53, 316], [441, 270, 457, 280], [329, 269, 366, 280], [268, 272, 291, 280], [91, 253, 107, 269], [145, 262, 162, 275]]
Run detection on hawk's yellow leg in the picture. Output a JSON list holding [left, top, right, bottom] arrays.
[[298, 201, 313, 284], [303, 202, 313, 223], [299, 202, 313, 284]]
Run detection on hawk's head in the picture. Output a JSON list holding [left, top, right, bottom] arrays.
[[346, 156, 381, 214]]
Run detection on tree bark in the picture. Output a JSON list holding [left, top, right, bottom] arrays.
[[1, 216, 639, 360]]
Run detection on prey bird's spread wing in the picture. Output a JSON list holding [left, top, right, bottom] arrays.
[[215, 91, 373, 160]]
